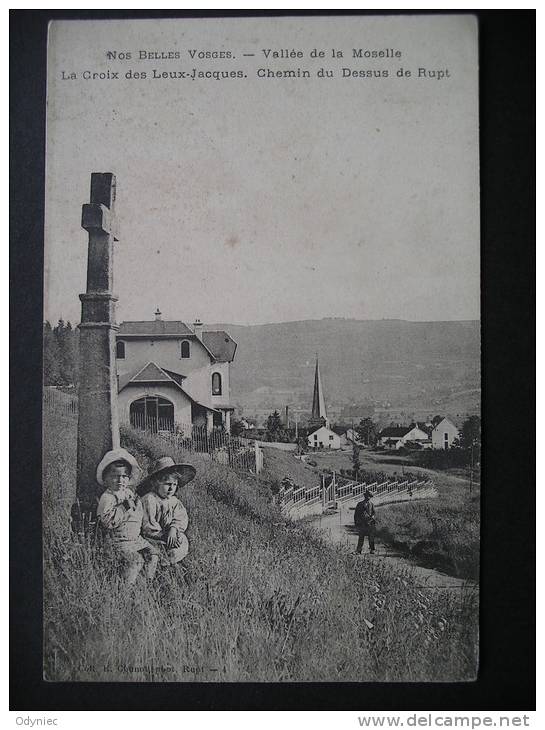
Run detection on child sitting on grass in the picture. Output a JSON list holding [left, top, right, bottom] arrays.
[[96, 448, 157, 585], [139, 456, 195, 572]]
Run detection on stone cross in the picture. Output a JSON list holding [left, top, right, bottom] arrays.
[[74, 173, 121, 519]]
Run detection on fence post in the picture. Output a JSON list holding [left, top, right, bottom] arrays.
[[321, 473, 326, 511]]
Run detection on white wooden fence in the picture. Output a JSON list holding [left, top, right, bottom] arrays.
[[278, 471, 437, 516]]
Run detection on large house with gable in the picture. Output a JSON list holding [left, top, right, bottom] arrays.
[[377, 423, 431, 450], [431, 417, 460, 450], [115, 310, 237, 433]]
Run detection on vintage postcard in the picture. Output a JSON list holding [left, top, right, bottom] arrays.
[[43, 15, 480, 682]]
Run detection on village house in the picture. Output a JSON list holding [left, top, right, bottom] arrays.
[[377, 423, 431, 450], [343, 428, 360, 444], [431, 417, 460, 449], [307, 425, 341, 450], [115, 310, 237, 433]]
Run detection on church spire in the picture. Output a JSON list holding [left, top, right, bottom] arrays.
[[309, 355, 329, 429]]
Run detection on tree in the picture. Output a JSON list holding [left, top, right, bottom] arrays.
[[50, 319, 79, 387], [458, 415, 481, 450], [231, 419, 244, 437], [431, 415, 443, 427], [352, 442, 361, 478], [43, 321, 61, 385], [357, 417, 377, 446], [53, 319, 69, 386], [266, 410, 283, 441], [61, 321, 78, 386]]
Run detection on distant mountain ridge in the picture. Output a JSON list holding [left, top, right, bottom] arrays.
[[210, 318, 480, 416]]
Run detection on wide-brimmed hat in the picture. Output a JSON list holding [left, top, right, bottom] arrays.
[[138, 456, 196, 494], [96, 448, 142, 487], [364, 489, 374, 498]]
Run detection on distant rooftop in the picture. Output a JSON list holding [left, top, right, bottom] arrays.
[[379, 426, 411, 438]]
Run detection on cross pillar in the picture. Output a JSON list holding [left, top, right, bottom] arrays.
[[74, 173, 120, 521]]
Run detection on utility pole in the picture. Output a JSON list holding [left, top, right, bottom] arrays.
[[469, 441, 474, 495], [294, 410, 300, 440]]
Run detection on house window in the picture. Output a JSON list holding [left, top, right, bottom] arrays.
[[116, 340, 126, 359], [212, 372, 222, 396], [180, 340, 190, 358], [444, 432, 449, 448], [314, 434, 318, 440], [329, 434, 334, 441], [130, 395, 174, 433]]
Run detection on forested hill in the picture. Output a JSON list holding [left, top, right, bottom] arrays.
[[210, 318, 480, 410]]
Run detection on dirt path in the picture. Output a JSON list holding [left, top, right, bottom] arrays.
[[309, 501, 478, 595]]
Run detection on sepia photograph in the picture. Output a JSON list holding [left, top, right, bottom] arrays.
[[41, 14, 481, 684]]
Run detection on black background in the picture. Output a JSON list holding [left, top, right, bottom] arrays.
[[10, 9, 535, 711]]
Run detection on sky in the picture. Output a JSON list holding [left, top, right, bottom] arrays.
[[44, 15, 479, 326]]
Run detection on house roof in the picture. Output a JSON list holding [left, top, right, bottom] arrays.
[[117, 321, 237, 362], [118, 362, 186, 392], [201, 331, 237, 363], [343, 428, 360, 441], [118, 320, 194, 336], [379, 426, 410, 438], [162, 368, 186, 388], [409, 422, 433, 436], [418, 422, 433, 434], [118, 362, 218, 413], [432, 417, 459, 432], [308, 426, 339, 438], [132, 362, 181, 383]]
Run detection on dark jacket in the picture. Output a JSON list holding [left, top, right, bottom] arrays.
[[354, 498, 376, 529]]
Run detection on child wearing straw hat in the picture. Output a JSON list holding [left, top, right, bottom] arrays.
[[139, 456, 196, 569], [96, 448, 157, 584]]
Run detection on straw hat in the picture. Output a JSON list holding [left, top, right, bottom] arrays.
[[138, 456, 196, 495], [96, 448, 142, 487]]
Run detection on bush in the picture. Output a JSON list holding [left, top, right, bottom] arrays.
[[412, 448, 477, 471]]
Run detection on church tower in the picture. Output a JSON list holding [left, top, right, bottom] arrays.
[[308, 356, 329, 429]]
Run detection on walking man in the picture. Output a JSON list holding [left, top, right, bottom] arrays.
[[354, 489, 376, 554]]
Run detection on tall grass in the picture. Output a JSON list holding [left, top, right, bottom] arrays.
[[376, 484, 480, 580], [43, 417, 478, 682]]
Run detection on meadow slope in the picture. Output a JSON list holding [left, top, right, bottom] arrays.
[[43, 412, 478, 682]]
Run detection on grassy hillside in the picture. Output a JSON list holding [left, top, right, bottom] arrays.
[[377, 492, 480, 581], [260, 446, 322, 491], [43, 412, 478, 682]]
